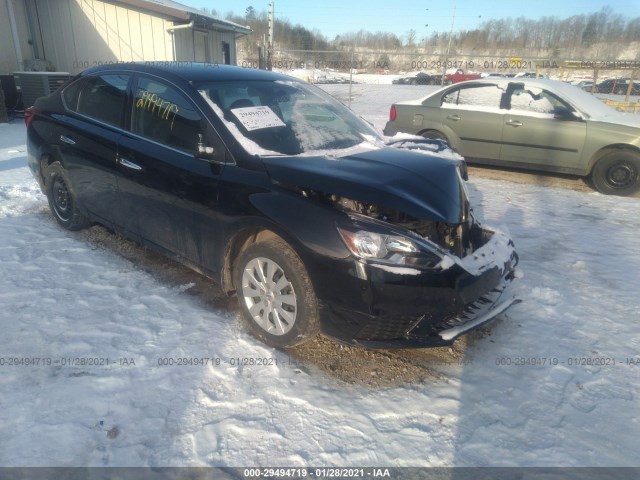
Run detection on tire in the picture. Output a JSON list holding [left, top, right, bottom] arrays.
[[45, 161, 90, 230], [421, 129, 449, 143], [591, 151, 640, 196], [234, 237, 320, 348]]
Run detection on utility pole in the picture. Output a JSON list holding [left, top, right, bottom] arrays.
[[441, 4, 456, 86], [267, 1, 274, 70]]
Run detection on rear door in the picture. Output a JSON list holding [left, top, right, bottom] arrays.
[[439, 83, 506, 161], [116, 74, 227, 271], [58, 74, 129, 224]]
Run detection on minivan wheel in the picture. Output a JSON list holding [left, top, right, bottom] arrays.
[[234, 237, 320, 348], [45, 161, 90, 230], [592, 151, 640, 196]]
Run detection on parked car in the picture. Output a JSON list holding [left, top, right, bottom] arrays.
[[27, 63, 519, 349], [572, 80, 594, 91], [585, 79, 640, 95], [392, 72, 437, 85], [444, 69, 482, 85], [483, 73, 510, 78], [514, 72, 548, 79], [384, 78, 640, 196]]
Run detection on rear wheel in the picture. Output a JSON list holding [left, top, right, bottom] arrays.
[[591, 151, 640, 196], [45, 161, 90, 230], [234, 237, 320, 348], [421, 129, 449, 143]]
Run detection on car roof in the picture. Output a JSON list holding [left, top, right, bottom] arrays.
[[78, 62, 297, 83], [444, 77, 588, 96], [425, 77, 618, 118]]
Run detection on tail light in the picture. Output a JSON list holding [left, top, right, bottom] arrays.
[[389, 104, 397, 122], [25, 106, 35, 129]]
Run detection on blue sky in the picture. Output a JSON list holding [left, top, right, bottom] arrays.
[[182, 0, 640, 39]]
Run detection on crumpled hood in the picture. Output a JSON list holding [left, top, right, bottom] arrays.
[[262, 146, 468, 223]]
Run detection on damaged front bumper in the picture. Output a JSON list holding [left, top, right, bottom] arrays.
[[316, 225, 521, 348]]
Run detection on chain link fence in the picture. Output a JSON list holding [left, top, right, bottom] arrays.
[[240, 49, 640, 103]]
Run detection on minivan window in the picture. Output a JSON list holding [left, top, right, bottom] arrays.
[[132, 77, 205, 154], [66, 75, 128, 127]]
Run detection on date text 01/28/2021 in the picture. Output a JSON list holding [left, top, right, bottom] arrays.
[[243, 468, 391, 478]]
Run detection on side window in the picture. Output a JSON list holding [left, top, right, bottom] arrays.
[[442, 85, 503, 111], [65, 75, 128, 126], [132, 77, 205, 154], [509, 87, 571, 115]]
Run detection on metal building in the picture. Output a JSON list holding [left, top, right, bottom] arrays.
[[0, 0, 252, 75]]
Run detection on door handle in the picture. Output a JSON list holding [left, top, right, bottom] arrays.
[[447, 114, 461, 121], [59, 135, 76, 145], [506, 119, 523, 127], [117, 156, 143, 171]]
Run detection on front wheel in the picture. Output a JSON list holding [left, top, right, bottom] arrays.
[[234, 237, 320, 348], [591, 151, 640, 196], [45, 161, 90, 230]]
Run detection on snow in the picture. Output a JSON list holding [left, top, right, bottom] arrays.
[[1, 82, 640, 467], [369, 264, 422, 276], [385, 135, 464, 161]]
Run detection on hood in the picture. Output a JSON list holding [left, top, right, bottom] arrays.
[[262, 147, 467, 224], [590, 111, 640, 130]]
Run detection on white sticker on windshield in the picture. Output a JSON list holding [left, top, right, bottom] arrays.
[[230, 106, 286, 131]]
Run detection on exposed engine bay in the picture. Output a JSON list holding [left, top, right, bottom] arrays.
[[300, 189, 489, 258]]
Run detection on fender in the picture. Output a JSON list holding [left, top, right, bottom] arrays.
[[246, 190, 351, 260]]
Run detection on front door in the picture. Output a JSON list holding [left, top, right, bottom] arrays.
[[500, 83, 587, 170], [116, 75, 226, 271]]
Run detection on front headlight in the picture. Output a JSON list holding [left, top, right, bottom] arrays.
[[337, 226, 442, 269]]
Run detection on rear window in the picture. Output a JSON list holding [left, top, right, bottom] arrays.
[[64, 74, 128, 127]]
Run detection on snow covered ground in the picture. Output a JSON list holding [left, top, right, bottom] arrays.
[[1, 84, 639, 467]]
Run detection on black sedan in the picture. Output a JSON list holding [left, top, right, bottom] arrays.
[[588, 79, 640, 95], [26, 63, 519, 349]]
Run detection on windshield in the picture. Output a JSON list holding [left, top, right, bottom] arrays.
[[196, 79, 380, 155], [556, 83, 621, 118]]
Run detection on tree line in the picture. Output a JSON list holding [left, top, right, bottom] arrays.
[[200, 6, 640, 58]]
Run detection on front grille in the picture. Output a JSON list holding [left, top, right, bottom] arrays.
[[355, 316, 423, 341], [433, 285, 507, 332]]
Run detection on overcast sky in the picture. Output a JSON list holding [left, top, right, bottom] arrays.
[[181, 0, 640, 39]]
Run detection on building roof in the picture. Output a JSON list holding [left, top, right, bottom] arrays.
[[117, 0, 252, 35]]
